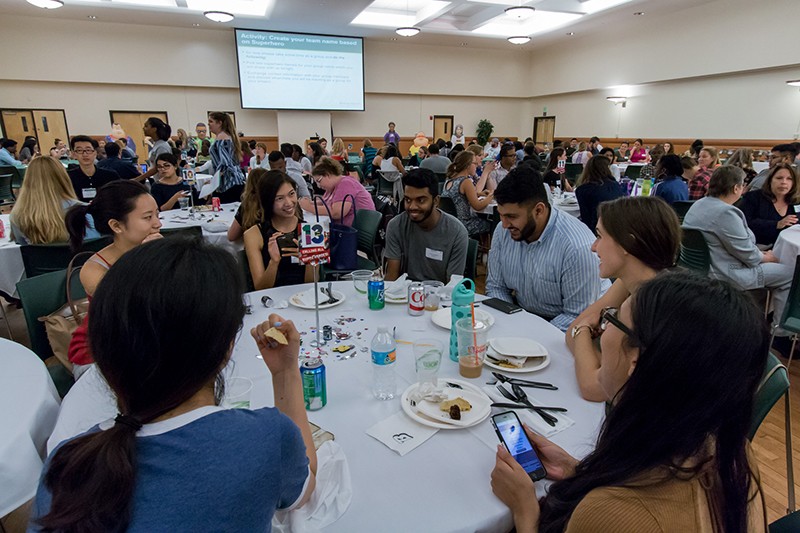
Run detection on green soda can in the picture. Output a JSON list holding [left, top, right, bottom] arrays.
[[301, 358, 327, 411]]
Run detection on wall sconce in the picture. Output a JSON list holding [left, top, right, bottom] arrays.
[[607, 96, 627, 107]]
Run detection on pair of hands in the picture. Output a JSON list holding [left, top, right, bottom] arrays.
[[778, 214, 798, 230], [267, 232, 300, 263], [491, 424, 578, 526], [251, 314, 301, 376], [169, 190, 190, 203], [762, 250, 779, 264]]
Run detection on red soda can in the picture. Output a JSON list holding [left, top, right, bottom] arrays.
[[408, 282, 425, 316], [212, 197, 221, 212]]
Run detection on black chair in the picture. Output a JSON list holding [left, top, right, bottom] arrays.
[[439, 196, 458, 217], [677, 228, 710, 275], [464, 238, 478, 281], [672, 200, 694, 223], [20, 237, 113, 278], [0, 171, 16, 206], [0, 165, 23, 191], [237, 249, 255, 292], [565, 163, 583, 185]]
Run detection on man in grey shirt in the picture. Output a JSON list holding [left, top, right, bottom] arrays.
[[419, 143, 451, 174], [385, 168, 468, 283]]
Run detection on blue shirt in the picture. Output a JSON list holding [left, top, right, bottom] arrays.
[[486, 207, 609, 331], [652, 175, 689, 205], [0, 148, 24, 168], [29, 406, 310, 532]]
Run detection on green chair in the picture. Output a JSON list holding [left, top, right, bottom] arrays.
[[354, 165, 366, 184], [375, 170, 396, 201], [677, 228, 710, 275], [0, 171, 16, 206], [439, 196, 458, 218], [20, 237, 113, 278], [0, 165, 23, 190], [161, 225, 203, 238], [464, 238, 478, 281], [17, 268, 87, 362], [624, 165, 643, 180], [672, 200, 694, 223], [323, 209, 383, 279], [771, 510, 800, 532], [237, 249, 255, 293], [750, 353, 794, 512], [565, 163, 583, 185]]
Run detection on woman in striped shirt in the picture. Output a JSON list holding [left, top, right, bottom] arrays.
[[208, 112, 246, 204]]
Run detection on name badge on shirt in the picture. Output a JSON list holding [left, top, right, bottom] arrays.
[[425, 248, 444, 261], [82, 188, 97, 199]]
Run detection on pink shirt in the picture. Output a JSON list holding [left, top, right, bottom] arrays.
[[323, 175, 375, 226]]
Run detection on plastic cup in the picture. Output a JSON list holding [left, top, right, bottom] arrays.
[[179, 196, 190, 210], [423, 280, 444, 311], [414, 339, 443, 387], [223, 376, 252, 409], [351, 270, 374, 295], [455, 317, 491, 379]]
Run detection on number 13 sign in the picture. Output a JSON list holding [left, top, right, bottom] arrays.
[[298, 217, 331, 265]]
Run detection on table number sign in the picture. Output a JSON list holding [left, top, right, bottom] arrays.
[[299, 218, 331, 265]]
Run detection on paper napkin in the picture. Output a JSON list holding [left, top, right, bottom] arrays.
[[366, 412, 438, 456]]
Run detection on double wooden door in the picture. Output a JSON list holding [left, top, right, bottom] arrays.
[[0, 109, 69, 152], [110, 111, 168, 160]]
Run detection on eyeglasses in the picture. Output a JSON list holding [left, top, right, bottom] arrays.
[[313, 175, 325, 183], [73, 149, 96, 155], [600, 307, 635, 337], [156, 165, 173, 170]]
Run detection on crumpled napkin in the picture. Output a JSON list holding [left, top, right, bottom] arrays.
[[298, 287, 333, 307], [487, 352, 527, 368], [272, 440, 352, 533], [385, 273, 409, 298]]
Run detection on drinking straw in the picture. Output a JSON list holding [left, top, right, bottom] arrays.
[[471, 302, 478, 365]]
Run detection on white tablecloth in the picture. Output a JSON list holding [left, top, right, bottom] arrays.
[[773, 225, 800, 269], [0, 338, 60, 516], [0, 214, 24, 297], [48, 281, 604, 532], [158, 202, 242, 254]]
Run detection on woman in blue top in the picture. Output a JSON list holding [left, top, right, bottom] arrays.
[[651, 154, 689, 205], [574, 156, 624, 233], [30, 237, 317, 532], [208, 111, 246, 204]]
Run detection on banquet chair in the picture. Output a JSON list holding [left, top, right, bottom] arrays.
[[161, 226, 203, 239], [565, 163, 583, 185], [464, 238, 478, 281], [438, 196, 458, 218], [20, 237, 112, 278], [672, 200, 694, 223], [435, 173, 447, 194], [376, 170, 402, 205], [771, 509, 800, 532], [677, 228, 710, 275], [0, 171, 15, 206], [237, 250, 255, 293], [0, 164, 23, 191], [323, 209, 383, 279], [749, 352, 795, 513], [768, 257, 800, 367]]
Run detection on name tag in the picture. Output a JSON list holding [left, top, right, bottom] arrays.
[[82, 188, 97, 199], [794, 205, 800, 213], [425, 248, 444, 261]]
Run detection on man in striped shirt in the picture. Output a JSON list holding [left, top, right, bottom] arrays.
[[486, 167, 609, 331]]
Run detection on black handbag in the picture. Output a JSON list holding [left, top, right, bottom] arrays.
[[315, 194, 358, 271]]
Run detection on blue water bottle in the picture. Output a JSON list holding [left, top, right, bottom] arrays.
[[449, 278, 475, 362]]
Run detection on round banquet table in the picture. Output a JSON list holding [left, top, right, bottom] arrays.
[[158, 202, 242, 254], [0, 214, 24, 297], [0, 338, 60, 517], [47, 281, 604, 533], [772, 225, 800, 270]]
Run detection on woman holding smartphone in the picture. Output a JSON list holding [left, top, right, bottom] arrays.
[[244, 170, 312, 290], [492, 272, 768, 532], [542, 148, 573, 192]]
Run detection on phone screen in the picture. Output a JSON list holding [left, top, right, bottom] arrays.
[[493, 412, 546, 480], [140, 164, 148, 174]]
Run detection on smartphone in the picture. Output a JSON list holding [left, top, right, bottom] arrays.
[[482, 297, 523, 314], [276, 229, 298, 251], [557, 159, 566, 169], [140, 163, 148, 174], [492, 411, 547, 481]]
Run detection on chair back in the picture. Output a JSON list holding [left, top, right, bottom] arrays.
[[565, 163, 583, 184], [0, 165, 22, 190], [439, 196, 458, 217], [624, 165, 643, 180], [237, 249, 255, 293], [770, 509, 800, 532], [354, 209, 383, 264], [20, 237, 112, 278], [778, 256, 800, 335], [17, 268, 88, 361], [464, 238, 478, 281], [677, 228, 710, 275], [749, 352, 789, 439], [354, 165, 366, 184], [0, 172, 15, 204], [672, 200, 694, 223], [161, 226, 203, 239], [375, 171, 396, 198]]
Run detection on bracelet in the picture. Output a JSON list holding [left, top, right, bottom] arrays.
[[571, 325, 592, 339]]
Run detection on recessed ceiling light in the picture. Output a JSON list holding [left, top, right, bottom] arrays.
[[566, 32, 574, 35], [204, 11, 234, 23], [391, 37, 397, 41], [26, 0, 63, 8], [460, 42, 468, 47], [395, 26, 420, 37], [787, 80, 800, 87], [192, 23, 201, 27], [507, 36, 531, 45], [87, 15, 97, 19], [504, 6, 535, 20], [633, 11, 644, 15]]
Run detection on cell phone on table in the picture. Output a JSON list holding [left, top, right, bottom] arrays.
[[482, 297, 523, 314], [492, 411, 547, 481], [557, 159, 566, 169]]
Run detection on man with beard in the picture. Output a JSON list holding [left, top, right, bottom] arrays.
[[486, 167, 607, 331], [385, 168, 468, 283]]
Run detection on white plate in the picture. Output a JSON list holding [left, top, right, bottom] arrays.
[[484, 347, 550, 373], [288, 290, 346, 310], [385, 293, 407, 304], [401, 379, 491, 430], [489, 337, 548, 358], [430, 307, 495, 330]]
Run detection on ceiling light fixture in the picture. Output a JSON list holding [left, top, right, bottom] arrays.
[[395, 26, 420, 37], [607, 96, 627, 107], [787, 80, 800, 87], [566, 32, 574, 35], [504, 5, 535, 20], [26, 0, 63, 8], [633, 11, 644, 15], [507, 36, 531, 45], [204, 11, 234, 23]]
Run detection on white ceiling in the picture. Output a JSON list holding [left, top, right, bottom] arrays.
[[4, 0, 712, 50]]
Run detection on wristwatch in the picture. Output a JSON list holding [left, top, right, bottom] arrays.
[[571, 325, 591, 339]]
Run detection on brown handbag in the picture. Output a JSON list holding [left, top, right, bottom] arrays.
[[38, 252, 93, 374]]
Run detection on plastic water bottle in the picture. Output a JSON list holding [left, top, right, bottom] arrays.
[[449, 278, 475, 362], [371, 325, 397, 400]]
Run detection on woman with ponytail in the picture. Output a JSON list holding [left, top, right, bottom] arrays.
[[64, 180, 163, 371], [30, 237, 316, 532], [207, 111, 246, 203], [491, 272, 768, 532]]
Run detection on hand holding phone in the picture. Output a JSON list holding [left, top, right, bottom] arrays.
[[492, 411, 547, 481]]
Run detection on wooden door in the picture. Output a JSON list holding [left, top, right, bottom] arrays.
[[110, 111, 168, 161], [533, 116, 556, 146], [32, 110, 68, 152], [433, 115, 453, 143], [1, 110, 35, 145]]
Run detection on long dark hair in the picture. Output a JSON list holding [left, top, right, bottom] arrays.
[[257, 170, 298, 222], [539, 272, 768, 532], [145, 117, 171, 142], [38, 237, 245, 532], [545, 147, 566, 173], [65, 180, 150, 251], [576, 156, 613, 186], [761, 162, 797, 204]]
